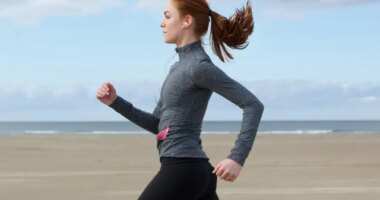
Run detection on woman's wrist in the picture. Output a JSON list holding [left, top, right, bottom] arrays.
[[109, 95, 120, 107]]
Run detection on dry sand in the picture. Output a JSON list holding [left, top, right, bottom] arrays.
[[1, 134, 380, 200]]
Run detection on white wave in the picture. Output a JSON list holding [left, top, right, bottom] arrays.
[[24, 130, 60, 134], [201, 131, 234, 134], [90, 131, 149, 135], [4, 129, 375, 135], [259, 130, 334, 135]]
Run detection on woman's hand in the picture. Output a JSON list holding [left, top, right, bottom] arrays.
[[212, 158, 242, 182], [96, 82, 117, 106]]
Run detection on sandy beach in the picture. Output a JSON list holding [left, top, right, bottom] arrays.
[[1, 134, 380, 200]]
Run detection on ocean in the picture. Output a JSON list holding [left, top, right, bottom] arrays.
[[0, 120, 379, 135]]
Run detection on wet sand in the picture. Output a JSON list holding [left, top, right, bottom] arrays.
[[1, 134, 380, 200]]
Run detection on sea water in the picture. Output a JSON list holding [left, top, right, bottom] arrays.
[[0, 120, 379, 135]]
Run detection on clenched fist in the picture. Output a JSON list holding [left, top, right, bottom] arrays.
[[212, 158, 242, 182], [96, 82, 117, 106]]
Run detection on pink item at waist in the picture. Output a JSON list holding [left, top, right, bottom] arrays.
[[156, 126, 169, 141]]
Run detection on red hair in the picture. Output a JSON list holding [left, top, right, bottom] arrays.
[[172, 0, 254, 63]]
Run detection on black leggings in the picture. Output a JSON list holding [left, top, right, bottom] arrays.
[[138, 157, 219, 200]]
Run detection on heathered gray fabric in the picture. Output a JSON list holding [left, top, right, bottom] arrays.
[[109, 40, 264, 166]]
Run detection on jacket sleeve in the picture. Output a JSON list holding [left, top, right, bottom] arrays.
[[109, 96, 161, 134], [190, 62, 264, 166]]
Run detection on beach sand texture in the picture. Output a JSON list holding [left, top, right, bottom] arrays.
[[1, 134, 380, 200]]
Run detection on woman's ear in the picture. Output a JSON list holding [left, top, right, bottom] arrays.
[[182, 22, 189, 29], [182, 15, 193, 29]]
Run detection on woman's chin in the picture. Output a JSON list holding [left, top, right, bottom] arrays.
[[163, 38, 174, 44], [163, 34, 177, 43]]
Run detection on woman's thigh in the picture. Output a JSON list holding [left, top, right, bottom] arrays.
[[198, 162, 219, 200], [138, 160, 211, 200]]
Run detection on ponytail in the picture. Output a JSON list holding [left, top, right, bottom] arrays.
[[209, 0, 254, 62], [173, 0, 254, 63]]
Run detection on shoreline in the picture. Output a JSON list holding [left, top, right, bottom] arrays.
[[1, 131, 380, 136]]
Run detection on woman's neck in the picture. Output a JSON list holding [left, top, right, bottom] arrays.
[[176, 35, 199, 48]]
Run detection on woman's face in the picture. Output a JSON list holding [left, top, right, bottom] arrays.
[[160, 0, 183, 44]]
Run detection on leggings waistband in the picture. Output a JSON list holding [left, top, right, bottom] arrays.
[[160, 157, 209, 166]]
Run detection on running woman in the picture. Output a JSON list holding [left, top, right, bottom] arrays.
[[96, 0, 264, 199]]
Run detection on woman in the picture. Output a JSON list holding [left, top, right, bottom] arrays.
[[96, 0, 264, 199]]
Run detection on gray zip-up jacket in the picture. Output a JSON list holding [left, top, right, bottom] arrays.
[[109, 40, 264, 166]]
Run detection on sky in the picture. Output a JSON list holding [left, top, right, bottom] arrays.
[[0, 0, 379, 121]]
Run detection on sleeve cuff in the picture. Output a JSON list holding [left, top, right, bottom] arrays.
[[109, 96, 132, 110], [227, 154, 245, 167], [109, 96, 121, 108]]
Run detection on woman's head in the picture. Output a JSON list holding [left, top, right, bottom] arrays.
[[160, 0, 207, 48], [160, 0, 254, 63]]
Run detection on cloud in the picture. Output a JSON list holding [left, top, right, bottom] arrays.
[[132, 0, 380, 10], [247, 79, 380, 106], [240, 79, 380, 120], [360, 96, 378, 103], [257, 0, 380, 20], [0, 0, 124, 26], [1, 0, 378, 25], [132, 0, 380, 21], [0, 79, 379, 121], [133, 0, 165, 11]]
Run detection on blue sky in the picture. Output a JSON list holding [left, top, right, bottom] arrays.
[[0, 0, 379, 121]]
